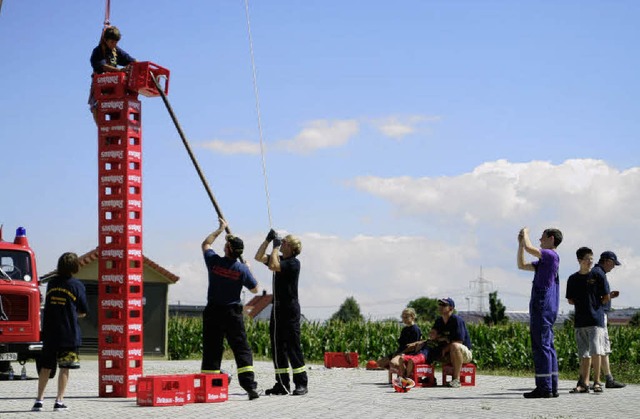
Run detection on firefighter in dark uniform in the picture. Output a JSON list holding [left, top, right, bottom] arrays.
[[255, 230, 308, 395], [201, 218, 260, 400]]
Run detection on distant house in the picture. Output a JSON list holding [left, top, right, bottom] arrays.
[[42, 248, 179, 358], [244, 290, 273, 321]]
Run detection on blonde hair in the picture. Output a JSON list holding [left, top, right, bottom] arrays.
[[284, 234, 302, 256], [402, 307, 416, 319]]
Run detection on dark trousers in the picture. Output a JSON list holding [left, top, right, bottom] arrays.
[[201, 304, 257, 392], [270, 303, 308, 388], [529, 283, 559, 393]]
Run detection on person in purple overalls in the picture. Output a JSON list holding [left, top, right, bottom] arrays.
[[517, 227, 563, 398]]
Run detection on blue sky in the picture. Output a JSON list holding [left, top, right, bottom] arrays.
[[1, 1, 638, 320]]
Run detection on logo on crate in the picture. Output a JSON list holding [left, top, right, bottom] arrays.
[[208, 393, 227, 401], [101, 101, 125, 110], [128, 224, 142, 233], [101, 200, 124, 209], [128, 348, 142, 357], [417, 365, 434, 374], [101, 349, 124, 359], [128, 150, 141, 160], [102, 324, 124, 334], [128, 175, 142, 184], [97, 75, 121, 85], [102, 225, 124, 234], [128, 249, 142, 258], [129, 299, 142, 307], [100, 124, 138, 134], [128, 274, 142, 283], [101, 175, 124, 184], [129, 373, 143, 381], [130, 101, 141, 111], [101, 374, 124, 384], [128, 199, 142, 208], [129, 323, 142, 332], [100, 150, 124, 159], [101, 249, 124, 259], [461, 366, 475, 374], [101, 299, 124, 309], [156, 397, 173, 405], [102, 274, 124, 284]]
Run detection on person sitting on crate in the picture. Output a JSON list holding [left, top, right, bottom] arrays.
[[430, 298, 473, 388], [88, 26, 136, 124], [382, 308, 422, 377]]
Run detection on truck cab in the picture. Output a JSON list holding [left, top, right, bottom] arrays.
[[0, 226, 43, 375]]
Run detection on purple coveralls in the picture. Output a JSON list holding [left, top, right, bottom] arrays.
[[530, 248, 560, 393]]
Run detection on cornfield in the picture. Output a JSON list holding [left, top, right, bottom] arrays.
[[168, 316, 640, 383]]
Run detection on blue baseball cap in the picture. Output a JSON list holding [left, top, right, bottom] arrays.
[[438, 297, 455, 308], [601, 251, 621, 265]]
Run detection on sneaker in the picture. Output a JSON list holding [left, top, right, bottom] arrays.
[[247, 389, 260, 400], [53, 401, 68, 411], [446, 378, 461, 388], [31, 401, 43, 412], [605, 379, 626, 389], [265, 384, 289, 395], [523, 388, 552, 399]]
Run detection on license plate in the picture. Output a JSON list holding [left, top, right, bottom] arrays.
[[0, 352, 18, 361]]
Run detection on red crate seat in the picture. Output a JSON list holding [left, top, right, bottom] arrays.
[[442, 363, 476, 386], [324, 352, 359, 368], [136, 375, 189, 406], [413, 363, 436, 387]]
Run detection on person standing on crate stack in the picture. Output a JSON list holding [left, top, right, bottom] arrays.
[[201, 217, 261, 400], [255, 229, 308, 396], [32, 252, 88, 412], [89, 26, 136, 124]]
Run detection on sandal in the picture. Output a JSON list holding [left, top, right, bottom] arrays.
[[569, 381, 589, 394], [592, 382, 603, 393]]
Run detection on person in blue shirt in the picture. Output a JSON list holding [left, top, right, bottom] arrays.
[[565, 247, 608, 393], [200, 218, 261, 400], [32, 252, 88, 412], [88, 26, 136, 123]]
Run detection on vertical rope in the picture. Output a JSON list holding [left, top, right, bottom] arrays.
[[244, 0, 273, 228], [104, 0, 111, 27]]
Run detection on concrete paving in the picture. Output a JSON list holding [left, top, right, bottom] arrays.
[[0, 359, 637, 418]]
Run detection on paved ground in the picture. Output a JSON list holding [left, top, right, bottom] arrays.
[[0, 359, 637, 418]]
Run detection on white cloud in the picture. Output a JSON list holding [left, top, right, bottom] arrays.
[[371, 115, 441, 140], [199, 139, 261, 155], [276, 119, 359, 154]]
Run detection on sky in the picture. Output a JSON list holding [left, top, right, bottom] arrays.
[[1, 1, 639, 321]]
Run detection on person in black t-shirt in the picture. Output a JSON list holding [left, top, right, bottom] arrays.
[[32, 252, 88, 412]]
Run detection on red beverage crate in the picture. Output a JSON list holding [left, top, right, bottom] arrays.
[[442, 363, 476, 386], [413, 363, 436, 387], [136, 375, 188, 407], [194, 373, 228, 403], [324, 352, 359, 368], [127, 61, 170, 97], [93, 72, 132, 99]]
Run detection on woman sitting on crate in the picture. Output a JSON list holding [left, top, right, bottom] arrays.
[[376, 308, 421, 373], [88, 26, 136, 123]]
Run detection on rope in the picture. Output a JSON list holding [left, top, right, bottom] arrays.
[[243, 0, 273, 228], [104, 0, 111, 27]]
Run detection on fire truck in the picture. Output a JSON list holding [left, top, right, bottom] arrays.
[[0, 226, 43, 376]]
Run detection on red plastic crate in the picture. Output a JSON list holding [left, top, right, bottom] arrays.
[[136, 375, 188, 406], [127, 61, 170, 97], [324, 352, 359, 368], [412, 364, 436, 387], [194, 373, 228, 403], [93, 72, 133, 99], [442, 363, 476, 386]]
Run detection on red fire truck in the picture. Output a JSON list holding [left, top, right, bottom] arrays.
[[0, 226, 43, 376]]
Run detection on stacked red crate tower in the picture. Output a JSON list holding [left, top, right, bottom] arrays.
[[95, 72, 144, 398]]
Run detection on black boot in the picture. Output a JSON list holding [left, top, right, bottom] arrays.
[[292, 384, 308, 396], [265, 383, 289, 395]]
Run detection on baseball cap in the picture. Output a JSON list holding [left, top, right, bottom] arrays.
[[601, 251, 621, 265], [438, 297, 455, 308]]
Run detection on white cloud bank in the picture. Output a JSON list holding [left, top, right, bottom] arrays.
[[168, 159, 640, 320]]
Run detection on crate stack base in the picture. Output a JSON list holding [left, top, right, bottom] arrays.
[[96, 69, 144, 398]]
